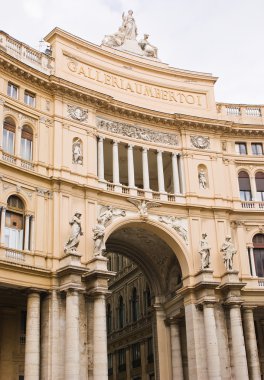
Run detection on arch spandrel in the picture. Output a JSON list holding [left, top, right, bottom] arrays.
[[104, 217, 191, 296]]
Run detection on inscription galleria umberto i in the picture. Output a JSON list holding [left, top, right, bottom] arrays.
[[0, 9, 264, 380]]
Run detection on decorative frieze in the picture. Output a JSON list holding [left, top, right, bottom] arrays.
[[190, 135, 210, 149], [97, 118, 178, 146], [159, 216, 188, 244], [67, 105, 88, 122]]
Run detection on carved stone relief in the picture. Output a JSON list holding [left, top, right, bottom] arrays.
[[67, 105, 88, 122], [72, 138, 83, 165], [159, 216, 188, 244], [190, 135, 210, 149], [97, 118, 178, 146], [127, 198, 161, 219]]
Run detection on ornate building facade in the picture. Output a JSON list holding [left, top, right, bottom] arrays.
[[0, 11, 264, 380]]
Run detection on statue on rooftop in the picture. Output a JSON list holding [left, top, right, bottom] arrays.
[[122, 10, 138, 40], [139, 34, 158, 58]]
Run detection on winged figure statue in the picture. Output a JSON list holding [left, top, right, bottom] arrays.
[[128, 198, 161, 218]]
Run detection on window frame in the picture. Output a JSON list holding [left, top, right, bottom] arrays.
[[235, 142, 247, 155], [24, 90, 36, 107], [7, 82, 19, 99], [251, 143, 263, 156]]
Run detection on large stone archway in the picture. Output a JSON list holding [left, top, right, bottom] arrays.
[[104, 220, 188, 380]]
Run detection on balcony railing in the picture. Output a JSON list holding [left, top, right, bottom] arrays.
[[217, 103, 264, 124], [258, 278, 264, 287], [2, 151, 16, 164], [5, 248, 25, 261], [0, 31, 54, 75], [241, 201, 264, 209], [21, 159, 34, 171]]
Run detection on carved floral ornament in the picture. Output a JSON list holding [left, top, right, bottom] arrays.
[[97, 118, 179, 146], [190, 135, 210, 149], [67, 105, 88, 122]]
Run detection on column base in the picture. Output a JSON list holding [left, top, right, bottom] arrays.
[[59, 251, 82, 267]]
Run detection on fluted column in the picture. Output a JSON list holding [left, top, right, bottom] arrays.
[[178, 154, 185, 193], [142, 148, 150, 190], [25, 292, 41, 380], [172, 153, 180, 194], [243, 307, 261, 380], [169, 319, 184, 380], [229, 304, 249, 380], [127, 144, 135, 188], [112, 141, 120, 184], [157, 150, 165, 193], [0, 206, 6, 245], [65, 289, 80, 380], [97, 137, 105, 181], [203, 303, 221, 379], [93, 293, 108, 380], [24, 214, 30, 251], [0, 99, 5, 148], [30, 216, 35, 251]]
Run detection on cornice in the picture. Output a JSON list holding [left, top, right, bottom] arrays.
[[0, 50, 264, 136]]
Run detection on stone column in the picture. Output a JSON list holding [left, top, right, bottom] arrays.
[[0, 206, 6, 245], [140, 340, 147, 379], [93, 293, 108, 380], [97, 137, 105, 181], [229, 304, 249, 380], [142, 148, 150, 191], [203, 302, 221, 379], [250, 176, 257, 201], [112, 141, 120, 184], [157, 150, 165, 193], [25, 292, 41, 380], [65, 289, 80, 380], [0, 98, 5, 148], [30, 216, 35, 251], [127, 144, 135, 188], [243, 307, 261, 380], [178, 154, 185, 193], [249, 247, 257, 276], [15, 124, 22, 157], [24, 214, 30, 251], [169, 319, 184, 380], [172, 153, 180, 194], [125, 346, 130, 380]]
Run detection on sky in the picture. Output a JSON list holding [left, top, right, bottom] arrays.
[[1, 0, 264, 105]]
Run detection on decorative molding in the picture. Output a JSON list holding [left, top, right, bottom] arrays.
[[190, 135, 210, 149], [36, 187, 53, 198], [67, 105, 88, 122], [97, 118, 178, 146]]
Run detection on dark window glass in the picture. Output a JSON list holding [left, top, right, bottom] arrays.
[[252, 143, 263, 155], [253, 234, 264, 277], [118, 296, 125, 328], [132, 287, 138, 322], [235, 142, 247, 154], [238, 171, 252, 201]]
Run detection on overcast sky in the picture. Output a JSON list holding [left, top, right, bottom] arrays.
[[1, 0, 263, 105]]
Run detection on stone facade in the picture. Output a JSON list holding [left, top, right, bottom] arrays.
[[0, 22, 264, 380]]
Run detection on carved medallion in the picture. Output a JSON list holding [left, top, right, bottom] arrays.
[[67, 105, 88, 122], [190, 135, 210, 149]]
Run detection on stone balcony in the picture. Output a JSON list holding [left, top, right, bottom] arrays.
[[0, 31, 54, 75], [217, 103, 264, 125]]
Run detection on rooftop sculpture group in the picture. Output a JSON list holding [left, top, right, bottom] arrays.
[[102, 10, 158, 59]]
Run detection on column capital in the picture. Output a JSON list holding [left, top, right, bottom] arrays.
[[142, 147, 149, 152], [0, 98, 5, 106], [242, 305, 257, 313], [127, 143, 134, 149], [98, 136, 105, 142], [112, 139, 119, 145], [157, 149, 163, 154], [1, 206, 6, 211]]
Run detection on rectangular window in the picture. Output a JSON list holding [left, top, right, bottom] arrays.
[[7, 82, 18, 99], [24, 91, 35, 107], [256, 192, 264, 201], [21, 138, 32, 161], [251, 143, 263, 155], [147, 337, 154, 363], [118, 348, 126, 372], [235, 142, 247, 155], [3, 127, 15, 154], [240, 190, 252, 201], [132, 343, 141, 368]]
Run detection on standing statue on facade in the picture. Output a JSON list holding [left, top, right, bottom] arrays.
[[198, 169, 207, 189], [72, 139, 83, 164], [64, 212, 83, 254], [198, 233, 211, 269], [139, 34, 158, 58], [220, 235, 237, 271], [122, 10, 138, 40]]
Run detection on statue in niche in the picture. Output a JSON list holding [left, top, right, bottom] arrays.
[[128, 198, 161, 219], [64, 212, 83, 254], [220, 235, 237, 271], [72, 139, 83, 165], [122, 10, 138, 40], [93, 206, 126, 256], [198, 168, 207, 189], [159, 216, 188, 244], [139, 34, 158, 58], [198, 233, 211, 269]]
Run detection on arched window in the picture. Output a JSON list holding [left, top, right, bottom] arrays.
[[144, 285, 151, 314], [118, 296, 125, 329], [131, 287, 138, 322], [21, 125, 33, 161], [253, 234, 264, 277], [3, 117, 16, 154], [255, 172, 264, 201], [238, 171, 252, 201], [106, 303, 112, 333], [5, 195, 24, 250]]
